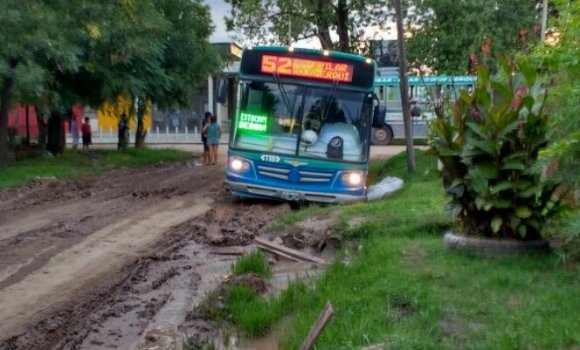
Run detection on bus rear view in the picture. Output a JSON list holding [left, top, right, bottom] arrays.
[[225, 46, 378, 203]]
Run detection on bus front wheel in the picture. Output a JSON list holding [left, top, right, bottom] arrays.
[[371, 126, 393, 145]]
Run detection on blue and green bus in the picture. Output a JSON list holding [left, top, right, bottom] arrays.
[[224, 46, 382, 203], [372, 75, 476, 145]]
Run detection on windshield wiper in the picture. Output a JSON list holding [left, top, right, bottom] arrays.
[[322, 79, 339, 120], [273, 73, 295, 116]]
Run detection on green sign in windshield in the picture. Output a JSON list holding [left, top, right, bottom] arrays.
[[238, 112, 268, 132]]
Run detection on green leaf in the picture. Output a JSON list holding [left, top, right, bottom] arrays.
[[490, 181, 515, 194], [493, 199, 513, 208], [508, 214, 521, 229], [491, 81, 513, 103], [473, 162, 499, 179], [498, 120, 521, 138], [518, 224, 527, 237], [466, 122, 487, 138], [491, 216, 502, 233], [517, 185, 540, 198], [496, 53, 512, 78], [517, 59, 536, 87], [515, 207, 533, 218], [475, 196, 486, 210], [501, 160, 526, 171], [472, 140, 496, 156]]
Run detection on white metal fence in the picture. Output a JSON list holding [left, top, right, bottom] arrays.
[[67, 126, 230, 144]]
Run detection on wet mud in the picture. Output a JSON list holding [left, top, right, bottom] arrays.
[[0, 155, 292, 350]]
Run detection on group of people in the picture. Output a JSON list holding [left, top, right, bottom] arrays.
[[70, 117, 92, 151], [69, 112, 221, 161], [201, 111, 221, 165]]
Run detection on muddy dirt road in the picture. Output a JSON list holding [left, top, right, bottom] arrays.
[[0, 152, 292, 350]]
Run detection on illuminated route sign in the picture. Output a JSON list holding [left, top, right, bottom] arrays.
[[261, 55, 354, 82], [238, 112, 268, 132]]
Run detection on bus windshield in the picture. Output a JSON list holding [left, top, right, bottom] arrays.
[[232, 80, 371, 162]]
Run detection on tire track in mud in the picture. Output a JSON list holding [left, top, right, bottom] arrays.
[[0, 184, 291, 350]]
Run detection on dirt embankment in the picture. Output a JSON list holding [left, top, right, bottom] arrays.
[[0, 155, 292, 350]]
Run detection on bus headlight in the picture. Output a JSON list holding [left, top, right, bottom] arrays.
[[342, 172, 363, 186], [229, 157, 250, 172]]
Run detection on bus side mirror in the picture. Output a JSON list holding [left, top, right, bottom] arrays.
[[216, 78, 229, 104], [373, 105, 386, 128]]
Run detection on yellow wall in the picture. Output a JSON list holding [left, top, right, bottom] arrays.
[[97, 95, 151, 131]]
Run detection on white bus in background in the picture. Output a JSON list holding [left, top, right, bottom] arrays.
[[371, 75, 476, 145]]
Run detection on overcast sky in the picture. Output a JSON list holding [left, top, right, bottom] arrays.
[[206, 0, 233, 43]]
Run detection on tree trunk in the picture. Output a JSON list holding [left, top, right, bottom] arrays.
[[47, 111, 65, 155], [135, 97, 147, 148], [25, 105, 30, 146], [314, 0, 333, 50], [336, 0, 350, 52], [394, 0, 416, 173], [0, 75, 15, 168], [36, 107, 48, 152]]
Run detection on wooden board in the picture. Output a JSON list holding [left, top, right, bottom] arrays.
[[255, 237, 326, 264], [300, 302, 334, 350]]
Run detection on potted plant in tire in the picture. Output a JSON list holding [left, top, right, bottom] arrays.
[[428, 55, 561, 257]]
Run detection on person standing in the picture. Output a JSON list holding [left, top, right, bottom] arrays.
[[70, 117, 79, 150], [201, 112, 211, 165], [81, 117, 92, 151], [203, 115, 221, 165]]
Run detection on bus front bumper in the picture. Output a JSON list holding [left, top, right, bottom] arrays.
[[225, 180, 365, 204]]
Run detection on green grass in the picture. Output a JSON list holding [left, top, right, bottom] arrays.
[[219, 281, 307, 337], [224, 150, 580, 349], [231, 250, 272, 279], [0, 148, 190, 188]]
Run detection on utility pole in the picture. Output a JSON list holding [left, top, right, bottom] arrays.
[[394, 0, 416, 172], [540, 0, 548, 45]]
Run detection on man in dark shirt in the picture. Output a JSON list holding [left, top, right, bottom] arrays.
[[201, 112, 211, 164]]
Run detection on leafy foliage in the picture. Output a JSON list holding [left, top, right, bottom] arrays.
[[224, 0, 389, 52], [428, 56, 560, 240], [406, 0, 541, 74], [533, 0, 580, 192], [0, 0, 219, 164]]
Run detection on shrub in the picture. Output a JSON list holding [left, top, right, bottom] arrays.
[[429, 56, 561, 240]]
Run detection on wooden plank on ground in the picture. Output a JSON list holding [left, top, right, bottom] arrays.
[[254, 237, 326, 264], [300, 302, 334, 350]]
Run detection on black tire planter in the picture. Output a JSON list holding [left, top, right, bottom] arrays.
[[443, 232, 549, 258]]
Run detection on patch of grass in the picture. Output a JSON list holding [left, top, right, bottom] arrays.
[[256, 150, 580, 349], [231, 250, 272, 279], [199, 281, 308, 338], [227, 281, 307, 337], [0, 148, 190, 188]]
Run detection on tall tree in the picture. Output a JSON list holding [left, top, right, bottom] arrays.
[[406, 0, 541, 74], [0, 0, 80, 166], [224, 0, 390, 52]]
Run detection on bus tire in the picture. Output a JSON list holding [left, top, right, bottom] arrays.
[[371, 126, 393, 145]]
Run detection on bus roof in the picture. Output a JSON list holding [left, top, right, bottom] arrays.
[[247, 46, 372, 64], [375, 76, 475, 85]]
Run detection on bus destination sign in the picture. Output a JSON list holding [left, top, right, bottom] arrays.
[[261, 55, 354, 82]]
